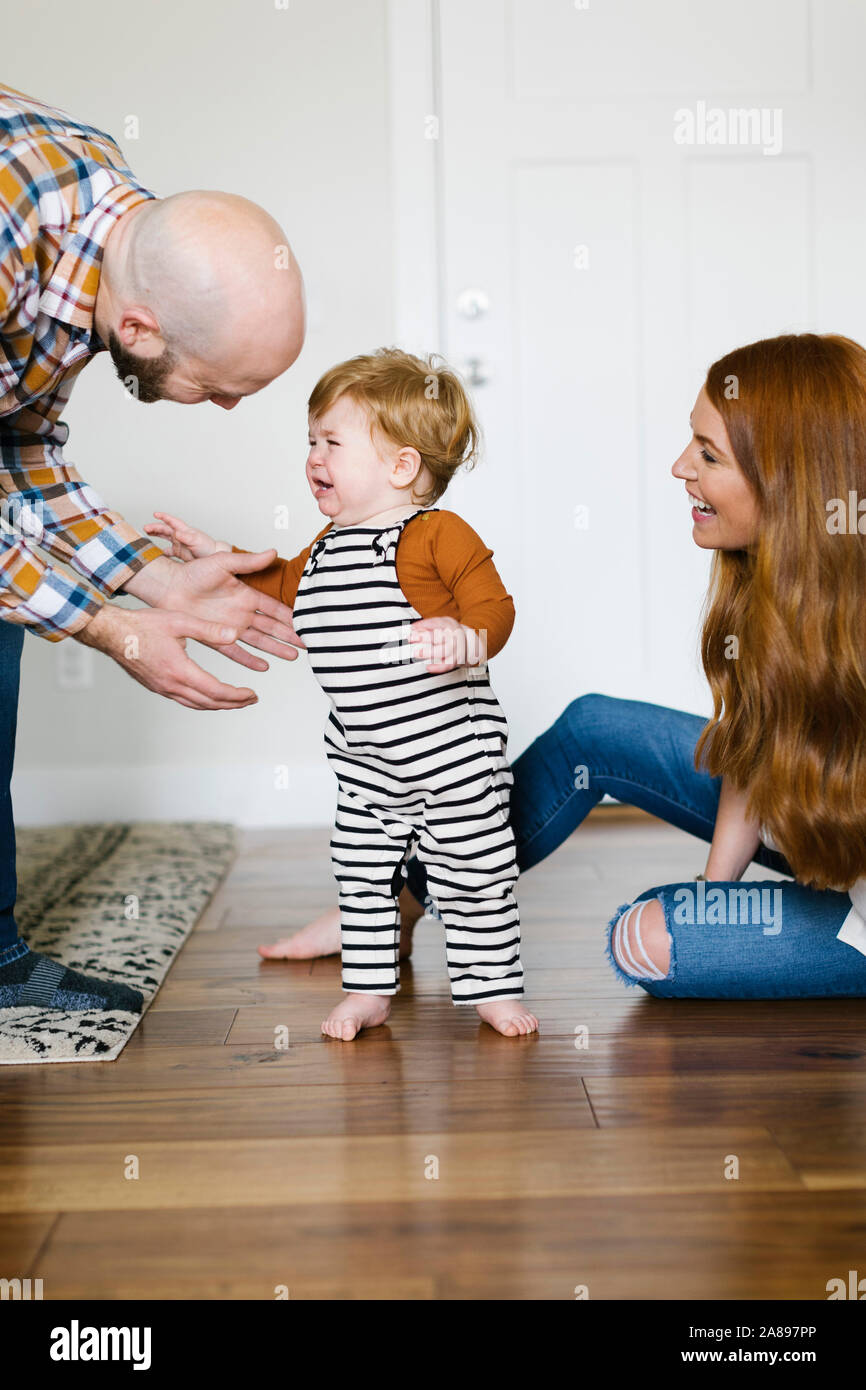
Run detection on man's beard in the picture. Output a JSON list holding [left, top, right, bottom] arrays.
[[107, 329, 179, 404]]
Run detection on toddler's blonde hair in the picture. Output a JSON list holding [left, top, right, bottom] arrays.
[[308, 346, 480, 505]]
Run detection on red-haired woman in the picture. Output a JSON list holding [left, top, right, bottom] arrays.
[[266, 334, 866, 998]]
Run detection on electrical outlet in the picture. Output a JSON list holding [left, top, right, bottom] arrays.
[[57, 643, 94, 690]]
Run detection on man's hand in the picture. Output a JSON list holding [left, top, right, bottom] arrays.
[[125, 549, 306, 673], [77, 605, 260, 710]]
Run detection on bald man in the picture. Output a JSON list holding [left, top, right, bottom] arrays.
[[0, 85, 306, 1018]]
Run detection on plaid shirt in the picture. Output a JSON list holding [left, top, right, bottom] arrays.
[[0, 83, 163, 639]]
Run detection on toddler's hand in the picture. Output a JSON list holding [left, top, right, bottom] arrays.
[[408, 616, 486, 673], [145, 511, 228, 562]]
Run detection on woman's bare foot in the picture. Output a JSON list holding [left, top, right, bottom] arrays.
[[321, 993, 392, 1041], [258, 884, 425, 961], [475, 1000, 539, 1037]]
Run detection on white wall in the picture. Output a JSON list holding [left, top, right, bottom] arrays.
[[8, 0, 395, 825], [10, 0, 866, 828]]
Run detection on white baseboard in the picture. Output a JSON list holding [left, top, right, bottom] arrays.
[[10, 762, 337, 828]]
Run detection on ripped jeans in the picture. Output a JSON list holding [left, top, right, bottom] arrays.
[[404, 693, 866, 999]]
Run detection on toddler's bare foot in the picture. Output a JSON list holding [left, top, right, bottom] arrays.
[[321, 993, 392, 1041], [258, 907, 341, 960], [475, 1000, 539, 1037], [258, 884, 425, 961]]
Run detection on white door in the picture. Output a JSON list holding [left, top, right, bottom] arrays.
[[392, 0, 866, 752]]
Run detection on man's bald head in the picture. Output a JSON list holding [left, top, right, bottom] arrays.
[[98, 190, 306, 406]]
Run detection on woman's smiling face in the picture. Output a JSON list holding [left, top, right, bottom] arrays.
[[671, 386, 760, 550]]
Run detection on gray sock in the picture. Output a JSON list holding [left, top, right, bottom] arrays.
[[0, 941, 144, 1013]]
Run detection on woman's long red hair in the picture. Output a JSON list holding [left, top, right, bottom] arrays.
[[694, 333, 866, 890]]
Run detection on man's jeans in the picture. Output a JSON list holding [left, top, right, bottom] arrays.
[[405, 692, 866, 998], [0, 619, 24, 949]]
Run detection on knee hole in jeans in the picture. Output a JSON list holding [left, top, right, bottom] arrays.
[[611, 898, 671, 980]]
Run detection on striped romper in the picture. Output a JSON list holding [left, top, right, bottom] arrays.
[[290, 505, 524, 1004]]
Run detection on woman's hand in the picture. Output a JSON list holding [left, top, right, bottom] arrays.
[[408, 616, 485, 673], [144, 511, 229, 562]]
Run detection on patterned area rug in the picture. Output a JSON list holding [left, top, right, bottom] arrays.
[[0, 822, 235, 1065]]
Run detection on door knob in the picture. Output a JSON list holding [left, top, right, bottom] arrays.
[[456, 356, 493, 388]]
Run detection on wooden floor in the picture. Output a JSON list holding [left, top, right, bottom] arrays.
[[2, 808, 866, 1300]]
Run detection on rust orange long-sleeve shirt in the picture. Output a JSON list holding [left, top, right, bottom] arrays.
[[237, 508, 515, 658]]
